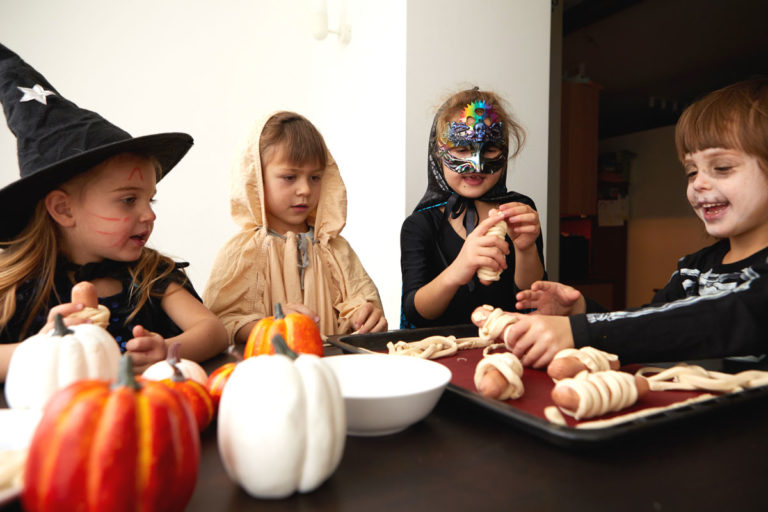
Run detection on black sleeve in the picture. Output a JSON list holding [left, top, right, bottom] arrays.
[[571, 274, 768, 363], [400, 212, 440, 328], [154, 261, 202, 302]]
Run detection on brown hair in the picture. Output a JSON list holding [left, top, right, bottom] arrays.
[[259, 112, 328, 169], [675, 78, 768, 171], [433, 88, 526, 158], [0, 154, 186, 339]]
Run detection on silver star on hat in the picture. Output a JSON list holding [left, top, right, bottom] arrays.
[[17, 84, 55, 104]]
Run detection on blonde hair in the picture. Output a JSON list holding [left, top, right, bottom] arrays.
[[433, 88, 526, 158], [0, 202, 59, 338], [675, 78, 768, 172], [0, 154, 186, 339], [259, 112, 328, 169]]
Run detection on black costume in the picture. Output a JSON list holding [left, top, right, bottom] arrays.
[[572, 239, 768, 363], [1, 259, 200, 350], [400, 95, 545, 328], [401, 196, 545, 328]]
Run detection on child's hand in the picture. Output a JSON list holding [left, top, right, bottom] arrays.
[[499, 314, 575, 368], [125, 325, 167, 374], [498, 202, 541, 252], [447, 211, 511, 287], [38, 303, 91, 334], [283, 303, 320, 324], [516, 280, 586, 316], [351, 302, 388, 334]]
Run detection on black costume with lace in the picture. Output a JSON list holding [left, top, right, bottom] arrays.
[[1, 258, 200, 350]]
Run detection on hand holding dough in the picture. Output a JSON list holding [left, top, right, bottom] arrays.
[[67, 281, 110, 328], [477, 219, 507, 283]]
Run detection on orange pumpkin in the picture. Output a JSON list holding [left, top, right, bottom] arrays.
[[205, 362, 236, 415], [23, 355, 199, 512], [244, 303, 323, 358], [160, 363, 214, 431]]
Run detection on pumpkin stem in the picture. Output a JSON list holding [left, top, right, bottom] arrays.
[[167, 341, 181, 364], [271, 333, 298, 360], [170, 362, 186, 383], [274, 302, 284, 320], [53, 313, 73, 336], [225, 343, 243, 362], [113, 355, 142, 391]]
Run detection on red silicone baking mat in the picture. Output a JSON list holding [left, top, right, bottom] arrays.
[[330, 325, 768, 447]]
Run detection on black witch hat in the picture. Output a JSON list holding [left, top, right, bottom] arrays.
[[0, 43, 193, 242]]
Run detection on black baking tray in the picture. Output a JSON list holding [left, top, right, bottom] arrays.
[[329, 325, 768, 448]]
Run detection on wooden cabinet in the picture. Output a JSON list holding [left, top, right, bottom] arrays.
[[560, 81, 600, 217], [558, 81, 627, 310]]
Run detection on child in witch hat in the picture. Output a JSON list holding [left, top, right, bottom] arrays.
[[0, 43, 227, 379]]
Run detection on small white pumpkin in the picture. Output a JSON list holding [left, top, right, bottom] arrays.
[[4, 314, 121, 409], [142, 341, 208, 385], [217, 334, 345, 499]]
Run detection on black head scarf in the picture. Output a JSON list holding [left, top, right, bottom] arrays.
[[413, 99, 528, 235]]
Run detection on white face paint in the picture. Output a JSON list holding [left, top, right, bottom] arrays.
[[685, 148, 768, 254]]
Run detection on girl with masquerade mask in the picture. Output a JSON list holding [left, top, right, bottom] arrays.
[[400, 88, 546, 328]]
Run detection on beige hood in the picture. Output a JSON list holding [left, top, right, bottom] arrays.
[[229, 113, 347, 243], [204, 113, 383, 340]]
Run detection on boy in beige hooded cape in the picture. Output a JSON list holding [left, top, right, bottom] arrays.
[[203, 112, 387, 343]]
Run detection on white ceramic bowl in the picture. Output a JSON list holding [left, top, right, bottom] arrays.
[[323, 353, 452, 436]]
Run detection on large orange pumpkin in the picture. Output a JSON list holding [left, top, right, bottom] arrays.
[[23, 355, 200, 512], [244, 303, 323, 358]]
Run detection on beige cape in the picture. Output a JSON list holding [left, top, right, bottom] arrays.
[[202, 114, 383, 342]]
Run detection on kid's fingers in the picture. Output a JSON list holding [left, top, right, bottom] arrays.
[[355, 308, 387, 334], [505, 211, 538, 225], [530, 280, 553, 292], [46, 303, 85, 322], [500, 319, 533, 354], [520, 341, 550, 368], [284, 303, 320, 323], [38, 314, 90, 334], [471, 210, 511, 237], [498, 203, 535, 216]]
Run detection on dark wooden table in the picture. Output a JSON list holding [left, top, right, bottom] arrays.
[[5, 345, 768, 511]]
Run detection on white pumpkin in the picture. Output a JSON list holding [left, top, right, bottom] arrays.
[[4, 315, 121, 409], [142, 341, 208, 385], [217, 334, 345, 499]]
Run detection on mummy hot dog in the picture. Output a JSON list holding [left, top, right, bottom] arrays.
[[477, 218, 507, 283], [547, 347, 620, 381], [474, 344, 524, 400], [551, 370, 650, 420], [469, 306, 525, 399], [67, 281, 110, 328]]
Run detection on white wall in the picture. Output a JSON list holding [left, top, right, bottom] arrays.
[[599, 125, 691, 219], [405, 1, 552, 232], [0, 0, 550, 330]]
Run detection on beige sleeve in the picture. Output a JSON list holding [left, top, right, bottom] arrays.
[[326, 236, 384, 333], [202, 232, 269, 344]]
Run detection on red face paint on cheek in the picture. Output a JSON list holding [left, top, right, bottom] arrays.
[[93, 214, 129, 222]]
